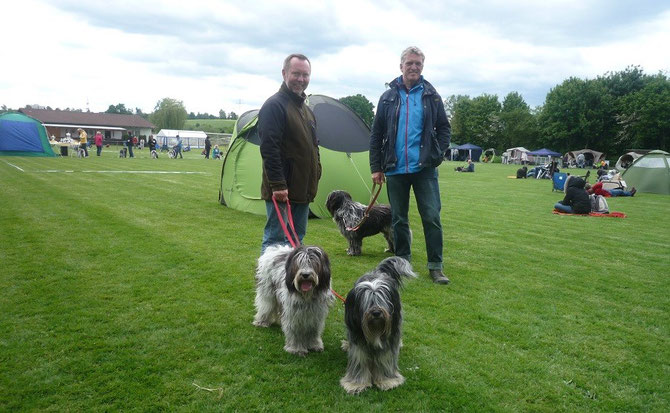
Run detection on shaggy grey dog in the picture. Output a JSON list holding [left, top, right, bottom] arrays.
[[340, 257, 416, 394], [325, 190, 394, 256], [253, 245, 334, 356]]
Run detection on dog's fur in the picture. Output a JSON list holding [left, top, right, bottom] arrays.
[[340, 257, 416, 394], [151, 149, 158, 159], [326, 190, 394, 256], [253, 245, 334, 356], [119, 147, 127, 158]]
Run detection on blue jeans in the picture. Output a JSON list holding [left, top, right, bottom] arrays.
[[609, 189, 632, 197], [261, 200, 310, 255], [96, 145, 102, 156], [554, 202, 574, 213], [385, 167, 443, 270]]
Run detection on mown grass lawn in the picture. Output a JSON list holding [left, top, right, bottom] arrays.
[[1, 151, 668, 411]]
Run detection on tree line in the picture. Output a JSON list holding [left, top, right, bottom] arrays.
[[337, 66, 669, 157]]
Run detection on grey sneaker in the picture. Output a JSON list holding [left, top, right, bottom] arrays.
[[429, 270, 450, 285]]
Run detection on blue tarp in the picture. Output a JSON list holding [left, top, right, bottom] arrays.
[[528, 148, 562, 157], [0, 120, 43, 152]]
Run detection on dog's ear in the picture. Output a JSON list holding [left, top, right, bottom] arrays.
[[312, 247, 331, 292], [284, 247, 300, 293]]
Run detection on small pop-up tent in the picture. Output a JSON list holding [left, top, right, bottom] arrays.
[[564, 149, 605, 168], [620, 150, 670, 195], [615, 151, 643, 170], [0, 112, 56, 157], [219, 95, 388, 218], [455, 143, 482, 162]]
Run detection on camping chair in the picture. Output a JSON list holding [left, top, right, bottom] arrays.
[[552, 172, 567, 191]]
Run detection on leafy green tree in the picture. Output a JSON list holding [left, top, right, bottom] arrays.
[[150, 98, 187, 130], [219, 109, 227, 119], [105, 103, 133, 114], [228, 112, 238, 120], [616, 73, 670, 151], [339, 94, 375, 127], [449, 94, 501, 148], [538, 77, 615, 154], [499, 92, 539, 151]]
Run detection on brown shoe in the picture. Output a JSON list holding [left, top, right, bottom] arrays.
[[429, 270, 450, 285], [630, 187, 637, 196]]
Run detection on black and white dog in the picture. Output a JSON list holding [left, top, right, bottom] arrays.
[[119, 147, 127, 158], [326, 190, 394, 256], [340, 257, 416, 394], [151, 149, 158, 159], [253, 245, 334, 356]]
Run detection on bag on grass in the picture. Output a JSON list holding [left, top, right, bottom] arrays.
[[590, 194, 610, 214]]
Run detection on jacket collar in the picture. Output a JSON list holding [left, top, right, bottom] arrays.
[[389, 76, 436, 96], [280, 82, 307, 105]]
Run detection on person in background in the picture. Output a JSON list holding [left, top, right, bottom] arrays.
[[125, 133, 135, 158], [455, 159, 474, 172], [554, 176, 590, 214], [148, 135, 157, 152], [369, 46, 451, 285], [94, 131, 103, 156], [175, 135, 183, 159], [212, 145, 221, 159], [204, 135, 212, 159], [77, 128, 88, 157], [586, 182, 636, 197], [258, 53, 321, 254]]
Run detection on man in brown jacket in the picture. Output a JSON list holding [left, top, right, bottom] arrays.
[[258, 53, 321, 254]]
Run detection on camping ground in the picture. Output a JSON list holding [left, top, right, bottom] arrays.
[[0, 152, 668, 411]]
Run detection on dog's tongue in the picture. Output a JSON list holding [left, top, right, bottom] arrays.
[[300, 281, 313, 292]]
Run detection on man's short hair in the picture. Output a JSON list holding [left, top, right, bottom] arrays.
[[283, 54, 311, 72], [400, 46, 425, 64]]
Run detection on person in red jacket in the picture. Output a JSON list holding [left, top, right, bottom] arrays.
[[586, 181, 636, 197], [94, 131, 104, 156]]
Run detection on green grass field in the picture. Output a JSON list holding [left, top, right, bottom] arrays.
[[1, 152, 668, 411], [184, 119, 235, 134]]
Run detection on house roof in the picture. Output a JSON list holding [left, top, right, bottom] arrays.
[[20, 108, 154, 129]]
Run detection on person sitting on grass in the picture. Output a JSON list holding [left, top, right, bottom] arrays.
[[212, 145, 221, 159], [455, 159, 474, 172], [554, 176, 590, 214], [586, 182, 636, 197]]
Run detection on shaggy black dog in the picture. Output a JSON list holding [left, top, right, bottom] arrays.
[[325, 190, 394, 256], [340, 257, 416, 394]]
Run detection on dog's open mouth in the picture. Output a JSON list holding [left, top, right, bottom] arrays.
[[300, 280, 314, 292]]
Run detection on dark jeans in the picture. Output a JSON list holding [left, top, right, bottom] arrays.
[[261, 200, 309, 255], [96, 145, 102, 156], [386, 167, 443, 270], [205, 148, 211, 159], [80, 143, 88, 157]]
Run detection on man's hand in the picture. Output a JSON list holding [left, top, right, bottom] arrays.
[[273, 189, 289, 202], [371, 172, 385, 185]]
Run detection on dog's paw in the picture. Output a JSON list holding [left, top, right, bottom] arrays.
[[346, 249, 361, 256], [340, 377, 372, 395], [374, 374, 405, 391], [252, 320, 271, 328], [284, 345, 308, 357], [340, 340, 350, 351]]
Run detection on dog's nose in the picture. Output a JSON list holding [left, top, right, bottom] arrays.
[[301, 272, 311, 279], [371, 310, 382, 318]]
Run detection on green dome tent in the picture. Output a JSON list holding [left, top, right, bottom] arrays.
[[620, 150, 670, 195], [219, 95, 388, 218], [0, 112, 56, 157]]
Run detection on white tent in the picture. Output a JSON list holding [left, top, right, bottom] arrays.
[[502, 147, 530, 164], [155, 129, 208, 149]]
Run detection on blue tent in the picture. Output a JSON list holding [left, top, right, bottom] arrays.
[[528, 148, 562, 157], [528, 148, 561, 166], [0, 113, 56, 157], [455, 143, 482, 162]]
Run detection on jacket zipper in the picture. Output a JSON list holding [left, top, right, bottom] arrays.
[[404, 92, 410, 173]]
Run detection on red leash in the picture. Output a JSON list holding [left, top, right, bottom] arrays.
[[271, 195, 346, 303], [346, 182, 383, 232]]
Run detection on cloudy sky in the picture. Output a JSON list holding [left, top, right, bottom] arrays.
[[2, 0, 669, 116]]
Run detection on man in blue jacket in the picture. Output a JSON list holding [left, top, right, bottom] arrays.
[[370, 46, 451, 285]]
